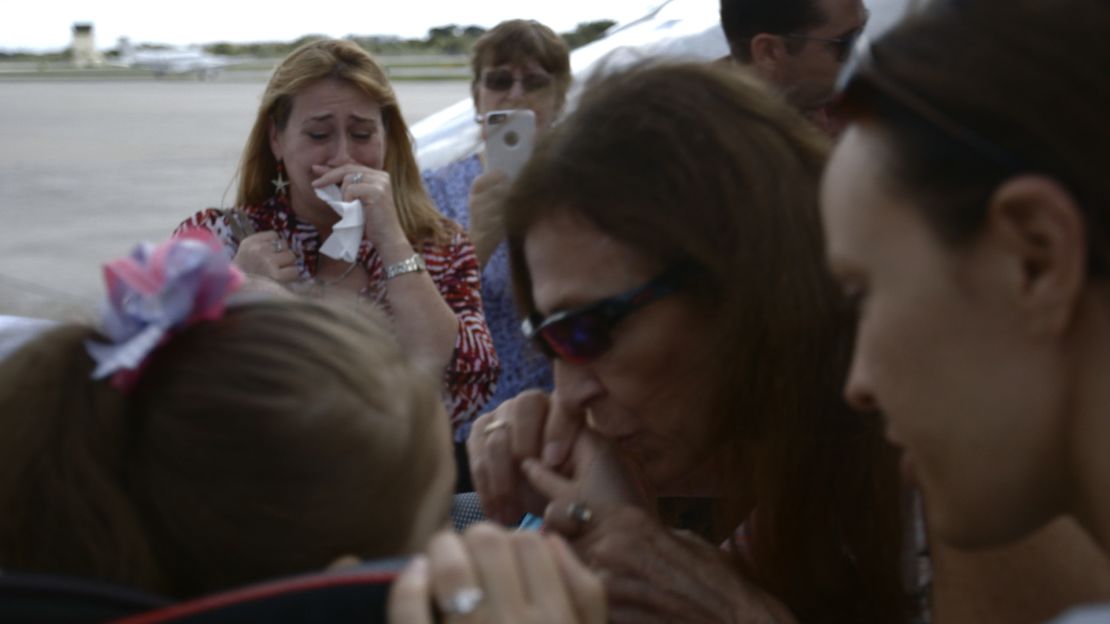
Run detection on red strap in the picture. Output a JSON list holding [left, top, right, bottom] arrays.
[[112, 568, 398, 624]]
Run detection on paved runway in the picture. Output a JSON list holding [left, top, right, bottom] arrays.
[[0, 78, 470, 318]]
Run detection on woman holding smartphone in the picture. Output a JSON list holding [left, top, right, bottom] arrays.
[[423, 19, 572, 428]]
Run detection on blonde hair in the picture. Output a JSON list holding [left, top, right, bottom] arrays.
[[236, 39, 453, 243], [0, 298, 451, 597]]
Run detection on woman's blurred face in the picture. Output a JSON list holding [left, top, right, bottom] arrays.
[[524, 212, 719, 494], [270, 78, 386, 220], [476, 57, 561, 137], [820, 124, 1068, 548]]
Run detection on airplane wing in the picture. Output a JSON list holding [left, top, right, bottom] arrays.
[[412, 0, 919, 171], [413, 0, 724, 171]]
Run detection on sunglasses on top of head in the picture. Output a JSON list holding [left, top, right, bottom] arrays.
[[521, 268, 685, 365], [833, 36, 1108, 273], [482, 68, 554, 93], [834, 35, 1026, 171]]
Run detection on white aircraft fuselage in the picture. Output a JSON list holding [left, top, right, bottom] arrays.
[[114, 38, 237, 79]]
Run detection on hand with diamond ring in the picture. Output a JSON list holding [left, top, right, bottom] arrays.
[[522, 463, 796, 624], [232, 230, 300, 283], [388, 523, 606, 624]]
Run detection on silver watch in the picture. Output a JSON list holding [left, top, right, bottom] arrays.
[[384, 253, 426, 280]]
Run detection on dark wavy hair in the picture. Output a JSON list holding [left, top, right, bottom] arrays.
[[504, 61, 909, 623]]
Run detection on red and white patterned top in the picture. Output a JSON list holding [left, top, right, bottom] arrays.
[[174, 196, 499, 440]]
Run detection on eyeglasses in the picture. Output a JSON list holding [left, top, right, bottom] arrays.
[[521, 269, 683, 364], [782, 26, 864, 63], [482, 69, 553, 93]]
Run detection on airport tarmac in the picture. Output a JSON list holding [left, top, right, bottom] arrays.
[[0, 77, 470, 319]]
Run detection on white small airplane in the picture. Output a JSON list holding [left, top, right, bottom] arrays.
[[114, 37, 239, 79]]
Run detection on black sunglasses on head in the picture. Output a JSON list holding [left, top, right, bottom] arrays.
[[521, 268, 684, 365], [482, 69, 553, 93], [833, 36, 1108, 273], [835, 36, 1025, 170]]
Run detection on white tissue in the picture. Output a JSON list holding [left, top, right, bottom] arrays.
[[314, 185, 366, 262]]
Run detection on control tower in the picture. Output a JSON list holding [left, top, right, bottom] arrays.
[[71, 23, 104, 68]]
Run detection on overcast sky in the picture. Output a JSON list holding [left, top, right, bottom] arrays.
[[2, 1, 663, 52]]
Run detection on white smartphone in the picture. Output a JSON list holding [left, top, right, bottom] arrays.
[[484, 109, 536, 180]]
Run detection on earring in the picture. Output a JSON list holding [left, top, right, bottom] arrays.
[[271, 160, 289, 197]]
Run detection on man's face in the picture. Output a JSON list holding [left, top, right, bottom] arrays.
[[776, 0, 869, 129]]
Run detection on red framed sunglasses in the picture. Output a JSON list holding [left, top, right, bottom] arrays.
[[521, 268, 683, 365]]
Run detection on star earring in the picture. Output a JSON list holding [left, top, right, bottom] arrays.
[[272, 160, 289, 197]]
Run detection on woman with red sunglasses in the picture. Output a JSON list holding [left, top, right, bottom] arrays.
[[467, 62, 910, 623]]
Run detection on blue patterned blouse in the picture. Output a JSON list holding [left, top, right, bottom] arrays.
[[423, 154, 554, 419]]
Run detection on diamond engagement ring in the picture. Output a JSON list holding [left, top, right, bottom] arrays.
[[271, 239, 284, 252], [350, 172, 364, 184], [440, 587, 484, 616]]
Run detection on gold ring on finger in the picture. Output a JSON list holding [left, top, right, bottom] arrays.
[[482, 419, 509, 437]]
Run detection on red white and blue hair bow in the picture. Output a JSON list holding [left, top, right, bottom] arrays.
[[85, 229, 244, 390]]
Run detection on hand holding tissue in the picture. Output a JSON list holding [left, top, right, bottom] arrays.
[[314, 185, 364, 263]]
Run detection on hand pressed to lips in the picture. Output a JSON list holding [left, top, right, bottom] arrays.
[[311, 164, 407, 252]]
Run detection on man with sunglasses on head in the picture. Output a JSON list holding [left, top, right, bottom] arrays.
[[719, 0, 868, 134]]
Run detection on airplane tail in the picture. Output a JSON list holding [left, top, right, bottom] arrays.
[[116, 37, 134, 63]]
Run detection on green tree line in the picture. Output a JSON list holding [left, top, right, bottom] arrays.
[[0, 20, 615, 61], [203, 20, 616, 57]]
